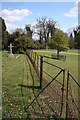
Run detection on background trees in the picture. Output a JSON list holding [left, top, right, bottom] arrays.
[[68, 33, 75, 49], [14, 35, 35, 53], [33, 17, 57, 49], [49, 29, 68, 57], [1, 16, 80, 54], [0, 17, 8, 50], [73, 26, 80, 49]]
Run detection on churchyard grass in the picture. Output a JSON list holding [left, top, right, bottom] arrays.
[[35, 50, 78, 80], [35, 50, 79, 117], [2, 50, 79, 118], [2, 51, 41, 118]]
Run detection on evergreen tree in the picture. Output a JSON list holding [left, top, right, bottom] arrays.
[[0, 17, 8, 50]]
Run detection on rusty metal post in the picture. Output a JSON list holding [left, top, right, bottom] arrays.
[[35, 52, 36, 65], [40, 56, 43, 88], [60, 69, 65, 116], [32, 51, 33, 60], [37, 55, 39, 70], [31, 50, 32, 58], [66, 71, 69, 119]]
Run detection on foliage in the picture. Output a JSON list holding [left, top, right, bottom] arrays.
[[68, 33, 75, 49], [25, 25, 33, 38], [73, 25, 80, 49], [49, 29, 68, 57], [0, 17, 8, 50], [14, 35, 35, 53], [33, 17, 57, 49], [34, 40, 45, 49]]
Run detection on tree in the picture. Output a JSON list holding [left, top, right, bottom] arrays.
[[73, 25, 80, 49], [68, 33, 75, 49], [25, 25, 33, 38], [16, 28, 23, 35], [10, 30, 21, 45], [33, 17, 57, 49], [0, 17, 2, 50], [0, 17, 8, 50], [14, 35, 35, 53], [49, 29, 68, 57]]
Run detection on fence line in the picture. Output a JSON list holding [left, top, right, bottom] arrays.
[[26, 49, 80, 119], [66, 71, 80, 119]]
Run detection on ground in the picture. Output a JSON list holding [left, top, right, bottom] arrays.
[[1, 50, 79, 119]]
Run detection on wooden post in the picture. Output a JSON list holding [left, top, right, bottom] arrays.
[[60, 69, 65, 116], [40, 56, 43, 88], [66, 71, 69, 119]]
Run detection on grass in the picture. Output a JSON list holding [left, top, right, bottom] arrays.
[[2, 51, 40, 118], [35, 51, 78, 80], [2, 50, 79, 118], [2, 51, 60, 119], [33, 49, 79, 118]]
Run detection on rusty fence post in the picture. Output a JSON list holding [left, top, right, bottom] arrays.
[[60, 69, 65, 116], [35, 52, 36, 65], [31, 50, 32, 58], [66, 70, 69, 119], [37, 55, 39, 70], [40, 56, 43, 88], [32, 51, 33, 60]]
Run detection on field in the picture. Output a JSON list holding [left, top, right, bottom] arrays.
[[2, 51, 43, 118], [34, 50, 78, 80], [2, 51, 59, 119], [2, 50, 79, 118]]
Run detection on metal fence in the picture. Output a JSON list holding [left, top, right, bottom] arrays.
[[26, 49, 80, 119], [66, 71, 80, 119]]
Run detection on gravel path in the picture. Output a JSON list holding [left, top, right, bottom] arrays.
[[33, 50, 80, 55]]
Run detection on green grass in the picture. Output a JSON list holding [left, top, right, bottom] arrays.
[[2, 51, 59, 119], [2, 50, 79, 118], [33, 50, 79, 118], [36, 51, 78, 80], [2, 51, 41, 118]]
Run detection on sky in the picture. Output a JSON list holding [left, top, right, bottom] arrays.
[[0, 0, 80, 35]]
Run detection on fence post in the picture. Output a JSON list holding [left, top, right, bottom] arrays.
[[37, 55, 39, 70], [31, 50, 32, 58], [66, 71, 69, 119], [40, 56, 43, 88], [35, 52, 36, 65], [60, 69, 65, 116]]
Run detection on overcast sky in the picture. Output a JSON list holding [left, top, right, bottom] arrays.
[[0, 0, 79, 34]]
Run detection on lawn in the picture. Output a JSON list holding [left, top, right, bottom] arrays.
[[2, 50, 79, 118], [2, 51, 41, 118], [34, 50, 78, 80], [33, 49, 79, 118], [2, 51, 60, 119]]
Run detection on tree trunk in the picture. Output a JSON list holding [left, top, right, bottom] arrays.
[[57, 51, 59, 59]]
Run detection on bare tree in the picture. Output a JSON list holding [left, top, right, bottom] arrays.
[[33, 17, 57, 49]]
